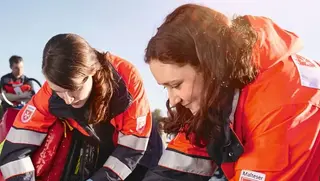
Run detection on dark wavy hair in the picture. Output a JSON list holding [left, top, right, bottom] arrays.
[[42, 33, 116, 124], [145, 4, 259, 146]]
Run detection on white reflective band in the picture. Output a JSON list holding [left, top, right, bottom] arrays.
[[6, 127, 47, 146], [0, 157, 35, 180], [159, 149, 214, 176], [103, 156, 132, 180], [118, 132, 149, 151], [229, 89, 239, 124]]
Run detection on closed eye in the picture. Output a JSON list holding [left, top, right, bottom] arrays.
[[163, 82, 182, 90], [171, 83, 181, 89]]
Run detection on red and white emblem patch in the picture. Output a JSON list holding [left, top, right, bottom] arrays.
[[291, 54, 320, 89], [136, 116, 147, 133], [21, 105, 36, 123]]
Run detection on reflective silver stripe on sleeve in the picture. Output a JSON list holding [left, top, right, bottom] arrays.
[[0, 157, 35, 180], [118, 132, 149, 151], [158, 149, 214, 176], [6, 127, 47, 146], [103, 155, 132, 180]]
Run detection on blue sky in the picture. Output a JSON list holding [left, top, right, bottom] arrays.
[[0, 0, 319, 112]]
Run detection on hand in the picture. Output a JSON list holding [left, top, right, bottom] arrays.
[[19, 91, 32, 99]]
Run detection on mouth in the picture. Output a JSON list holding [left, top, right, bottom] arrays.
[[182, 102, 191, 109], [71, 100, 82, 106], [182, 103, 198, 115]]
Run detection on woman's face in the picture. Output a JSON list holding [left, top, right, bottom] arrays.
[[47, 76, 93, 108], [149, 59, 204, 115]]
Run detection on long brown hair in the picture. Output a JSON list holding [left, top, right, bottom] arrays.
[[42, 34, 116, 124], [145, 4, 259, 146]]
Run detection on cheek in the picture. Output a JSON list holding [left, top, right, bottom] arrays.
[[193, 76, 204, 99], [192, 84, 203, 99], [77, 88, 90, 100], [179, 85, 194, 101], [182, 82, 203, 103], [76, 78, 93, 100], [55, 92, 64, 99]]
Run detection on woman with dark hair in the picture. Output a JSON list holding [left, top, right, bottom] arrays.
[[142, 3, 320, 181], [0, 33, 162, 181]]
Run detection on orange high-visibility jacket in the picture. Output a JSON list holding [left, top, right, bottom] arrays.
[[143, 16, 320, 181]]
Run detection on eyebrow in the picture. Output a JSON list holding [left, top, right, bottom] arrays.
[[51, 89, 65, 93], [51, 77, 88, 93], [160, 80, 182, 86], [49, 85, 68, 93]]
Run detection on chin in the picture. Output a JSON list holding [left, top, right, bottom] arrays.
[[189, 107, 200, 115], [188, 108, 196, 115], [71, 101, 85, 108], [191, 110, 197, 115]]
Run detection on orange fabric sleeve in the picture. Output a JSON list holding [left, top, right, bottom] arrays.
[[113, 59, 152, 138]]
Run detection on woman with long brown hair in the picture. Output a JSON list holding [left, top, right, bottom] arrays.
[[143, 3, 320, 181], [0, 33, 163, 181]]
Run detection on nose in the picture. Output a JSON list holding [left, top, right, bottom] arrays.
[[168, 89, 181, 107], [61, 92, 74, 105]]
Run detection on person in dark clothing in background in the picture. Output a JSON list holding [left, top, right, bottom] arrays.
[[0, 55, 34, 114]]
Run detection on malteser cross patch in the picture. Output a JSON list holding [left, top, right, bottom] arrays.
[[21, 105, 36, 123]]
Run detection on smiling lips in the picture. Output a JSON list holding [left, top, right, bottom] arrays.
[[182, 102, 192, 111]]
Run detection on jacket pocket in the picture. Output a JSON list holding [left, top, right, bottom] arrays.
[[235, 143, 289, 172]]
